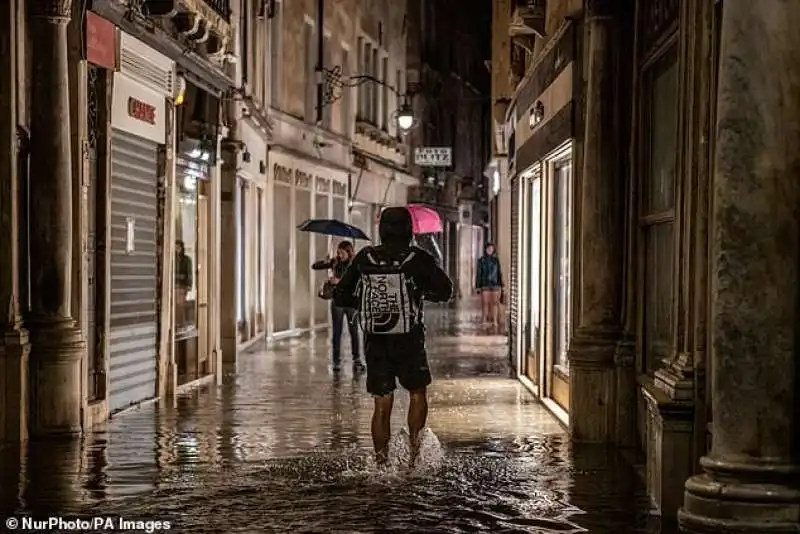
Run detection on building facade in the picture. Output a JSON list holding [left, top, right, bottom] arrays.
[[498, 0, 800, 531], [0, 0, 235, 441], [405, 0, 492, 294], [260, 0, 416, 343]]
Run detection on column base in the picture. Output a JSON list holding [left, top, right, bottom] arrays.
[[568, 329, 619, 443], [0, 326, 31, 442], [679, 459, 800, 533], [28, 317, 85, 437]]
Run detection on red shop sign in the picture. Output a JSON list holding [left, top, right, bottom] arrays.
[[128, 98, 157, 125], [86, 11, 117, 70]]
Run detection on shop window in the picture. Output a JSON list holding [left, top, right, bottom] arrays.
[[552, 160, 572, 371], [641, 54, 678, 374], [236, 179, 246, 324], [294, 186, 312, 328], [256, 187, 264, 331], [273, 184, 292, 332], [526, 175, 542, 381]]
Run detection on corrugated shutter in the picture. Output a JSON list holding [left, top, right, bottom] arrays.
[[108, 128, 159, 413], [509, 176, 521, 370]]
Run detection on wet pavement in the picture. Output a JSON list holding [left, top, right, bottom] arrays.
[[0, 304, 676, 533]]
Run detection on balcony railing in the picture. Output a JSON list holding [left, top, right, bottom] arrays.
[[202, 0, 231, 21]]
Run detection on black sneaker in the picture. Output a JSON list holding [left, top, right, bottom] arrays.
[[353, 361, 366, 373], [332, 361, 341, 372]]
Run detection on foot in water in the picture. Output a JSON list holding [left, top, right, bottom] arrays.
[[375, 449, 388, 469], [397, 428, 421, 471]]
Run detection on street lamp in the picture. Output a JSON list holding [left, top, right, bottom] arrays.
[[396, 104, 415, 132]]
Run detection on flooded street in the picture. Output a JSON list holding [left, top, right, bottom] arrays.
[[1, 305, 674, 533]]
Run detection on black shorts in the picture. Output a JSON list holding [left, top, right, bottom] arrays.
[[364, 330, 432, 396]]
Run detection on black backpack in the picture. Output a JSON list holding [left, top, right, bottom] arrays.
[[357, 248, 420, 334]]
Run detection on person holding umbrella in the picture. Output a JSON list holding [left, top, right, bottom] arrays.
[[312, 240, 365, 372], [298, 217, 370, 372]]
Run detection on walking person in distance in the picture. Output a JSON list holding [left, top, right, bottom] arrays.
[[312, 240, 364, 372], [476, 242, 504, 330], [334, 207, 453, 467]]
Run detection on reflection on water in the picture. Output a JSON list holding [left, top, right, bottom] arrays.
[[0, 305, 673, 533]]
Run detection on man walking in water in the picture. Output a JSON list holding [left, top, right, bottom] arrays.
[[334, 207, 453, 465]]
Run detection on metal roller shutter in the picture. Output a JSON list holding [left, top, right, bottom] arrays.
[[109, 128, 159, 413], [509, 176, 520, 370]]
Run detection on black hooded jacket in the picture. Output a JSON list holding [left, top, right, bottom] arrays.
[[333, 207, 453, 312]]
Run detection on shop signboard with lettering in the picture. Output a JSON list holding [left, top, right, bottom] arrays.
[[111, 73, 166, 144], [414, 147, 452, 167]]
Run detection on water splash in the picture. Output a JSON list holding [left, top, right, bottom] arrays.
[[385, 427, 445, 475]]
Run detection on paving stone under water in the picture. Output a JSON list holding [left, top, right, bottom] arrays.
[[0, 305, 676, 533]]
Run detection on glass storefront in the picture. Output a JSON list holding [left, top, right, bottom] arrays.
[[236, 179, 246, 326], [273, 183, 292, 332], [547, 150, 573, 412], [515, 143, 573, 416], [313, 190, 330, 326], [174, 151, 211, 385], [256, 187, 265, 332], [552, 159, 572, 371], [294, 185, 312, 329], [523, 170, 542, 386]]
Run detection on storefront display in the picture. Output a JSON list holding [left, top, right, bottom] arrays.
[[272, 174, 293, 334], [294, 173, 312, 329], [313, 179, 331, 326], [547, 148, 573, 412], [268, 149, 349, 337], [174, 147, 211, 385]]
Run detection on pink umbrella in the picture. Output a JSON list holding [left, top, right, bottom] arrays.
[[407, 204, 443, 234]]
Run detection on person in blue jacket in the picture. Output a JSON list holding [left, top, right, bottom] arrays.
[[475, 243, 504, 327]]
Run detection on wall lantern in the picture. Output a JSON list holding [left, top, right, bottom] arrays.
[[529, 100, 544, 128]]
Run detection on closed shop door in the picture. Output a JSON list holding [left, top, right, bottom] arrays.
[[108, 128, 159, 413]]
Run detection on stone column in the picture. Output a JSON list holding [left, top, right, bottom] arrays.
[[567, 0, 624, 443], [26, 0, 86, 436], [219, 113, 242, 365], [0, 0, 30, 443], [679, 2, 800, 532]]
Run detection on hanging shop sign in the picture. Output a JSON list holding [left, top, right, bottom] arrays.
[[86, 11, 117, 69], [111, 72, 166, 144], [414, 147, 452, 167]]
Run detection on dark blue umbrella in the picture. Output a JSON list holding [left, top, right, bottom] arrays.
[[297, 218, 370, 240]]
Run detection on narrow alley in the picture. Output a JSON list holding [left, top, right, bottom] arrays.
[[0, 305, 670, 534]]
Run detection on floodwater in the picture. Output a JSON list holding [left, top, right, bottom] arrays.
[[0, 305, 675, 533]]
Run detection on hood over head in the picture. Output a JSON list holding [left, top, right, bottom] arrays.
[[379, 207, 413, 246]]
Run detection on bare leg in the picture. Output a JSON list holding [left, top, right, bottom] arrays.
[[372, 394, 394, 464], [488, 290, 498, 330], [480, 290, 489, 323], [408, 388, 429, 465]]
